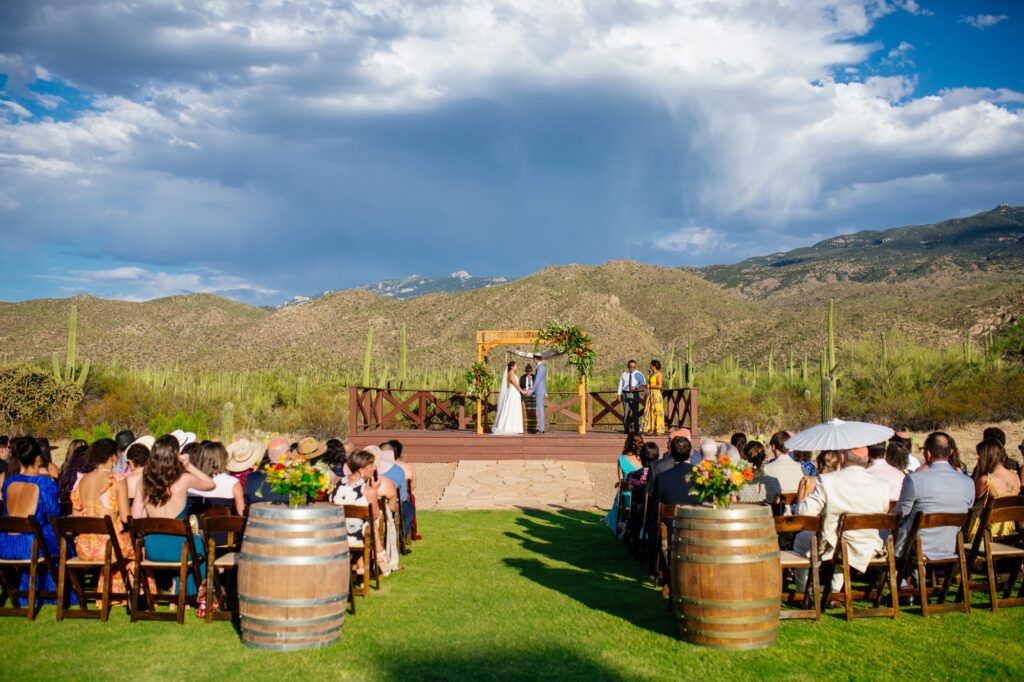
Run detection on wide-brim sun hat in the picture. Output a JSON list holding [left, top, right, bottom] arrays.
[[129, 435, 155, 450], [169, 430, 197, 450], [227, 438, 266, 472], [295, 436, 327, 459]]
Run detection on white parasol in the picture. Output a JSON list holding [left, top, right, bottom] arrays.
[[784, 418, 894, 452]]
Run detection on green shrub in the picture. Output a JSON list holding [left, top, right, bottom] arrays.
[[68, 423, 116, 444], [0, 364, 83, 432], [149, 411, 210, 440]]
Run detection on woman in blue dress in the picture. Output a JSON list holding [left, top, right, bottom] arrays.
[[130, 435, 215, 597], [605, 432, 645, 538], [0, 438, 62, 604]]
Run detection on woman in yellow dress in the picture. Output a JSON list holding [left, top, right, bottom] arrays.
[[641, 360, 665, 435]]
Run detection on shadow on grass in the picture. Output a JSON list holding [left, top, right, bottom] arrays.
[[381, 646, 627, 682], [502, 507, 676, 637]]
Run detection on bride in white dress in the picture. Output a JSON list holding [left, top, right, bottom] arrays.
[[492, 361, 530, 435]]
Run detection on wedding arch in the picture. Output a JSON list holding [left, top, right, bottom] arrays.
[[474, 325, 595, 435]]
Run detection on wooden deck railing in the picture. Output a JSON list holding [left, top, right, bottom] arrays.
[[348, 386, 699, 435]]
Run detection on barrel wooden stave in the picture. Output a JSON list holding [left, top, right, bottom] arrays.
[[671, 504, 781, 650], [238, 503, 350, 651]]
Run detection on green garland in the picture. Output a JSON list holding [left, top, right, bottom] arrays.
[[538, 321, 596, 378], [464, 361, 494, 398]]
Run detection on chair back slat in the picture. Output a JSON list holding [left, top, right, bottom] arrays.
[[0, 517, 35, 534], [659, 504, 677, 522], [838, 513, 899, 533], [992, 496, 1024, 510], [775, 515, 820, 533], [344, 505, 370, 520], [988, 505, 1024, 526], [130, 517, 191, 537], [53, 516, 113, 537], [918, 512, 970, 530], [201, 516, 245, 535]]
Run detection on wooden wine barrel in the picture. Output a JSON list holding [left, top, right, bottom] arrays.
[[671, 504, 781, 650], [238, 503, 349, 650]]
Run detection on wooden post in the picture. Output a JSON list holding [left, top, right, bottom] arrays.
[[418, 391, 426, 430], [689, 387, 700, 438], [578, 375, 587, 435], [476, 344, 484, 435], [348, 386, 359, 434]]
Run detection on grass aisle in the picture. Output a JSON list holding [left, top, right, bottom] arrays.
[[2, 510, 1023, 680]]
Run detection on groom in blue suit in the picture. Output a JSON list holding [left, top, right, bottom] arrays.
[[532, 354, 547, 434]]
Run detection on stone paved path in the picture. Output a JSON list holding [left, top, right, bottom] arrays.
[[429, 460, 603, 510]]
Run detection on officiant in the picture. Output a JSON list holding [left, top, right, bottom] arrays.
[[617, 360, 646, 433], [520, 364, 537, 433]]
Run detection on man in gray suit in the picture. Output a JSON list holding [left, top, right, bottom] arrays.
[[531, 354, 547, 434], [894, 431, 975, 559]]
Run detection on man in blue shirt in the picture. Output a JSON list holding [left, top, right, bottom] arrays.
[[617, 360, 646, 433]]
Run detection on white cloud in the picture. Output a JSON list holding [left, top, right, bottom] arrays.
[[887, 41, 913, 59], [36, 266, 278, 301], [0, 100, 31, 118], [961, 14, 1009, 30], [651, 227, 732, 255]]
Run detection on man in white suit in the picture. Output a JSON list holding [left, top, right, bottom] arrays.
[[763, 431, 804, 494], [795, 446, 890, 592]]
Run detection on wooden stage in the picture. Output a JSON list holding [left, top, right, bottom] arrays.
[[348, 430, 634, 463]]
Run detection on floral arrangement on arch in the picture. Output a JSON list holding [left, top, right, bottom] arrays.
[[264, 456, 333, 507], [463, 361, 495, 398], [688, 453, 754, 508], [537, 321, 596, 378]]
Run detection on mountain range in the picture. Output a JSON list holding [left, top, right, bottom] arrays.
[[1, 206, 1021, 374]]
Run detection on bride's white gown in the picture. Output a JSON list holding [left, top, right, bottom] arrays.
[[492, 370, 524, 435]]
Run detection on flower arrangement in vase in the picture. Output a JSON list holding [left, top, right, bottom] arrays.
[[264, 456, 332, 507], [687, 453, 755, 508]]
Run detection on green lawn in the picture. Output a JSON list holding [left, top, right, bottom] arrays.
[[2, 509, 1023, 681]]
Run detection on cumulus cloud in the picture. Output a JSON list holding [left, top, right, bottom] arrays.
[[0, 1, 1022, 302], [36, 266, 278, 301], [961, 15, 1009, 30]]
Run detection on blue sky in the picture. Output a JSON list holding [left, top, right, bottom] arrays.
[[1, 1, 1022, 304]]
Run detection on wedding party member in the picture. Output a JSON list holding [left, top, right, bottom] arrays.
[[131, 435, 215, 596], [71, 438, 134, 594], [520, 364, 536, 433], [617, 360, 646, 434], [795, 447, 890, 592], [605, 433, 644, 536], [493, 360, 530, 435], [532, 354, 547, 434], [641, 360, 665, 436], [894, 432, 974, 559], [0, 438, 62, 604]]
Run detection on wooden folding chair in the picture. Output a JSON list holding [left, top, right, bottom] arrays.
[[53, 516, 133, 622], [0, 517, 56, 620], [344, 505, 379, 601], [772, 492, 797, 517], [965, 502, 1024, 611], [201, 514, 245, 623], [775, 515, 821, 621], [827, 513, 901, 621], [129, 517, 204, 624], [656, 504, 677, 599], [895, 512, 971, 616]]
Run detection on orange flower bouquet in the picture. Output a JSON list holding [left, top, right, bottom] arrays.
[[687, 453, 754, 508]]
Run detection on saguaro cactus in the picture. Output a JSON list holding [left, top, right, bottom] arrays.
[[362, 328, 373, 386], [684, 336, 695, 388], [221, 401, 235, 442], [52, 304, 90, 387], [398, 324, 408, 384]]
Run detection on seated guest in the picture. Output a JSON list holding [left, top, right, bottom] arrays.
[[738, 441, 782, 505], [380, 442, 414, 539], [0, 438, 62, 603], [644, 429, 690, 506], [130, 436, 216, 596], [114, 429, 136, 475], [124, 437, 155, 502], [189, 441, 245, 515], [224, 438, 264, 490], [981, 427, 1020, 475], [36, 438, 61, 478], [794, 452, 816, 478], [794, 450, 842, 506], [763, 431, 803, 494], [72, 438, 135, 595], [323, 438, 348, 479], [885, 441, 911, 473], [796, 447, 890, 592], [243, 436, 293, 506], [331, 448, 388, 576], [385, 439, 419, 540], [606, 433, 644, 535], [865, 441, 905, 502], [645, 436, 702, 543], [57, 439, 92, 506], [730, 432, 747, 455], [621, 442, 662, 540], [890, 432, 922, 471], [894, 432, 975, 560], [972, 439, 1020, 537], [698, 437, 718, 462]]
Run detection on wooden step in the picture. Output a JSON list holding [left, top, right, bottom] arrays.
[[349, 429, 632, 463]]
